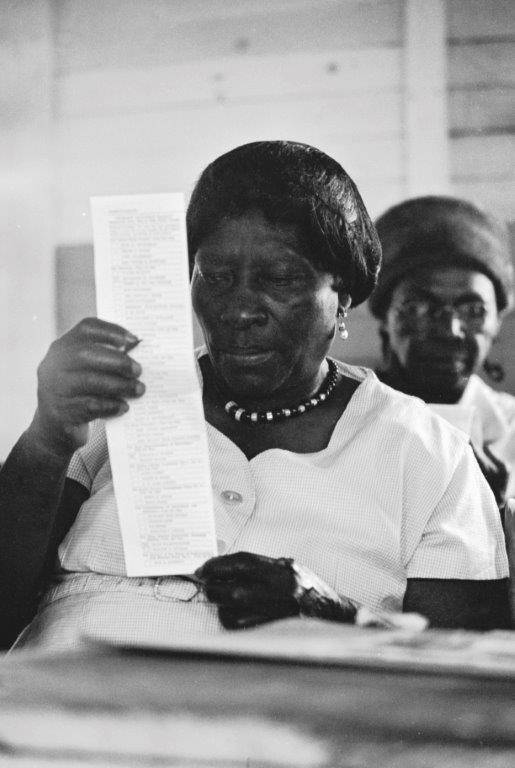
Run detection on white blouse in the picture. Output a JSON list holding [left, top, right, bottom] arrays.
[[14, 361, 508, 651], [459, 374, 515, 498]]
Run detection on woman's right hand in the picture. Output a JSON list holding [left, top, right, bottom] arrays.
[[30, 317, 145, 455]]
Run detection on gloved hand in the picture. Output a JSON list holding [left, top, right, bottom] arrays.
[[195, 551, 357, 629]]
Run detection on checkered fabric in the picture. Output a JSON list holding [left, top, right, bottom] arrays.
[[14, 359, 508, 652]]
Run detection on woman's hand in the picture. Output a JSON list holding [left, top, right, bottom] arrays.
[[195, 551, 357, 629], [30, 317, 145, 455]]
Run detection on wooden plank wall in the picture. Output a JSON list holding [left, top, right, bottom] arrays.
[[53, 0, 405, 245], [448, 0, 515, 220], [0, 0, 56, 457], [446, 0, 515, 394]]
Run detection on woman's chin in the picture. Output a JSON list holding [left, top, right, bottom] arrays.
[[214, 353, 284, 403]]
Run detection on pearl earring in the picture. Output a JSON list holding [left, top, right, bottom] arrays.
[[337, 308, 349, 340]]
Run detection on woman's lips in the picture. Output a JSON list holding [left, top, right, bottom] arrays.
[[417, 353, 468, 373], [218, 349, 275, 365]]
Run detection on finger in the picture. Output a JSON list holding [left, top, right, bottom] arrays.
[[69, 317, 139, 351], [54, 371, 145, 400], [51, 396, 129, 425], [72, 344, 142, 379]]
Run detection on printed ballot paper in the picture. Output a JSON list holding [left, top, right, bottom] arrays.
[[91, 194, 217, 576]]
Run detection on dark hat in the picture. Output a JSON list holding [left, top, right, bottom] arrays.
[[369, 195, 514, 317]]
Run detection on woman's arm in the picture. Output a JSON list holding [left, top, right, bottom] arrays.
[[0, 428, 86, 648], [0, 318, 145, 648], [403, 577, 510, 630]]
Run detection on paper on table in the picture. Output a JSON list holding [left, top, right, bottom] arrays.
[[91, 193, 217, 576]]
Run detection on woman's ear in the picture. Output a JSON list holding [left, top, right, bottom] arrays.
[[336, 289, 351, 314], [331, 276, 351, 307]]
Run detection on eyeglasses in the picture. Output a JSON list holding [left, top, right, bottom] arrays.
[[393, 299, 489, 329]]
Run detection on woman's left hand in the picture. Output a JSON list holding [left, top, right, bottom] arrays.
[[195, 551, 358, 629], [195, 552, 300, 629]]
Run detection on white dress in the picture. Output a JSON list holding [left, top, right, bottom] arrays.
[[459, 374, 515, 498], [14, 362, 508, 651]]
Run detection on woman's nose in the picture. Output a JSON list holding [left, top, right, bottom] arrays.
[[432, 308, 466, 338], [220, 285, 267, 328]]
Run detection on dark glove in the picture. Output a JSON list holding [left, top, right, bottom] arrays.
[[195, 551, 357, 630]]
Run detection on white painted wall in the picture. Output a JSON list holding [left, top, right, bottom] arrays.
[[1, 1, 56, 456]]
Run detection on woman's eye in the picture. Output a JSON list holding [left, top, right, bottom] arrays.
[[201, 271, 232, 287], [464, 302, 487, 320], [266, 273, 304, 286], [397, 300, 424, 317]]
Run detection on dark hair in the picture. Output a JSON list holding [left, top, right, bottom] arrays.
[[186, 141, 382, 308], [369, 195, 513, 318]]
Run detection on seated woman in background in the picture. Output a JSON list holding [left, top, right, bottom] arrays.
[[0, 143, 509, 651], [369, 196, 515, 507]]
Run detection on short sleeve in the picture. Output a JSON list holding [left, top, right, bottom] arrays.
[[406, 443, 508, 581], [67, 420, 108, 492]]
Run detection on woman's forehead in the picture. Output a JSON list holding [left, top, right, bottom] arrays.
[[195, 211, 311, 263], [393, 266, 497, 303]]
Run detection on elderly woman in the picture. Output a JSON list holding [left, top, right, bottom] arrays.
[[370, 196, 515, 505], [0, 143, 509, 651]]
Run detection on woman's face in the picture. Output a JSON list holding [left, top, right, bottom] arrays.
[[191, 210, 342, 403], [381, 266, 501, 402]]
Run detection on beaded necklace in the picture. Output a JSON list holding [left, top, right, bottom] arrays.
[[224, 358, 339, 424]]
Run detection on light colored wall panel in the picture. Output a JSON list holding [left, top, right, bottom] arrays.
[[55, 119, 403, 244], [56, 92, 402, 159], [450, 86, 515, 133], [55, 0, 402, 71], [0, 1, 54, 128], [57, 48, 401, 118], [57, 132, 403, 192], [452, 179, 515, 222], [450, 135, 515, 180], [54, 81, 403, 243], [55, 244, 95, 334], [0, 0, 56, 458], [449, 42, 515, 88], [403, 0, 449, 196], [448, 0, 515, 40]]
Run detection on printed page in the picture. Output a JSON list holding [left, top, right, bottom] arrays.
[[91, 193, 217, 576]]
